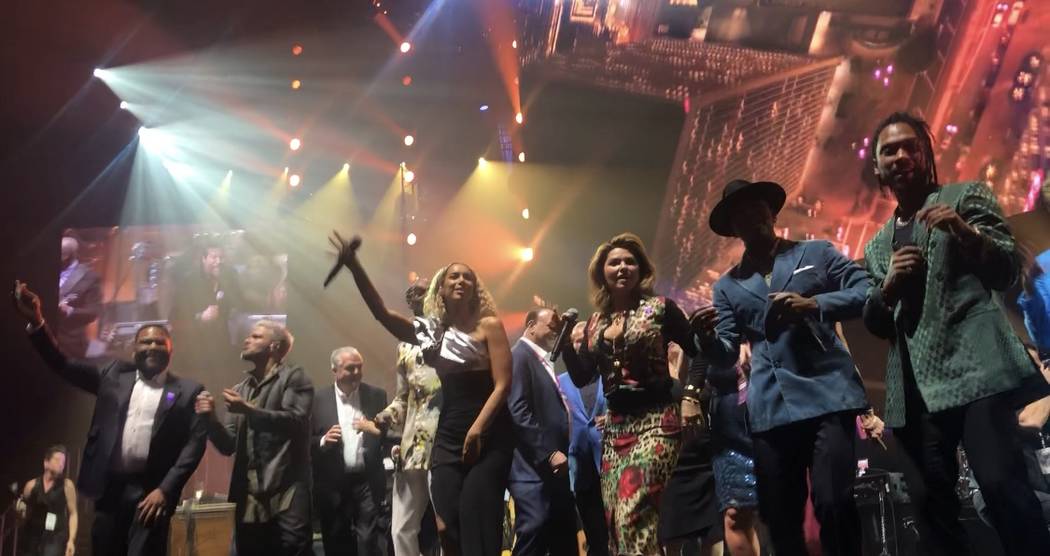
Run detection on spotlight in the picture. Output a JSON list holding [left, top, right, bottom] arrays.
[[511, 40, 518, 49], [515, 112, 524, 124], [289, 137, 302, 151], [406, 233, 418, 246], [518, 152, 526, 163], [402, 75, 412, 86], [404, 170, 415, 183], [400, 41, 412, 53], [477, 157, 487, 166], [404, 135, 415, 146], [138, 126, 148, 137], [521, 208, 530, 220], [291, 79, 302, 90], [520, 247, 534, 262], [119, 101, 129, 110], [92, 68, 106, 78], [289, 174, 301, 187], [283, 166, 290, 174], [342, 162, 351, 171], [480, 104, 489, 111], [291, 44, 304, 56]]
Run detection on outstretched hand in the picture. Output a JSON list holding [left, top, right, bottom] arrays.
[[12, 281, 44, 327], [328, 231, 362, 267]]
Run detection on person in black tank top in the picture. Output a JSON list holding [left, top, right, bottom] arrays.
[[18, 445, 78, 556], [327, 233, 514, 555]]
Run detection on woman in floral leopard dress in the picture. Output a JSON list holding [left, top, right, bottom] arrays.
[[563, 233, 708, 555]]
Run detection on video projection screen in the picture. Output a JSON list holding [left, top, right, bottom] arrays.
[[57, 226, 288, 381]]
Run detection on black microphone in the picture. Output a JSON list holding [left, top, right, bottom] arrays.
[[323, 235, 362, 288], [549, 308, 579, 363]]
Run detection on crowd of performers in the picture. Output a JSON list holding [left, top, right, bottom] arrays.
[[12, 111, 1050, 556]]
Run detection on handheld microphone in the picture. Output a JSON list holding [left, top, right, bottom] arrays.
[[549, 308, 579, 363], [323, 236, 362, 288]]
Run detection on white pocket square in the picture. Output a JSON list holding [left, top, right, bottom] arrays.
[[793, 265, 815, 275]]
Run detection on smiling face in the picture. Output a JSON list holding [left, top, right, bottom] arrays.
[[603, 247, 641, 296], [440, 263, 477, 307], [332, 350, 364, 392], [133, 326, 172, 378], [874, 122, 932, 198]]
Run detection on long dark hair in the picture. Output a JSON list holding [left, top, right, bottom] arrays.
[[869, 111, 939, 189]]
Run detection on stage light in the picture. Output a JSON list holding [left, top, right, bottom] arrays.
[[521, 208, 530, 220], [400, 41, 412, 53], [283, 166, 290, 174], [515, 112, 524, 124], [342, 162, 351, 172], [291, 44, 303, 56], [404, 135, 415, 146], [477, 157, 487, 166], [520, 247, 534, 262], [289, 174, 301, 187], [518, 152, 526, 163], [511, 40, 518, 49], [406, 233, 417, 246], [402, 75, 412, 86], [480, 104, 489, 111], [291, 79, 302, 90], [404, 170, 415, 183], [289, 137, 302, 151], [119, 101, 129, 110], [93, 68, 106, 78]]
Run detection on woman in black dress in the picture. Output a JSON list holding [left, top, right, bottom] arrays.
[[17, 445, 77, 556], [328, 233, 514, 556]]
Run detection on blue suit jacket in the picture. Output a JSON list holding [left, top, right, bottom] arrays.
[[558, 372, 606, 492], [508, 339, 571, 483], [701, 240, 871, 433]]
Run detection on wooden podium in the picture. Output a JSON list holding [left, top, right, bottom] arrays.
[[168, 501, 236, 556]]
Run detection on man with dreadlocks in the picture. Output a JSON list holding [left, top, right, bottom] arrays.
[[862, 111, 1050, 555]]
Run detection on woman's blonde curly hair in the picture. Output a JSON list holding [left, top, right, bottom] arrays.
[[423, 262, 499, 323]]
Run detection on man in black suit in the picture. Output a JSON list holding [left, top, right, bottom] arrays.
[[195, 320, 314, 556], [311, 346, 390, 556], [508, 307, 578, 556], [170, 241, 242, 376], [14, 280, 207, 556], [56, 236, 101, 358]]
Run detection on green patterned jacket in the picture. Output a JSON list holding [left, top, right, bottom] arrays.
[[862, 181, 1038, 427]]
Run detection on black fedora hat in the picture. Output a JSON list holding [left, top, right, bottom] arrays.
[[708, 179, 786, 237]]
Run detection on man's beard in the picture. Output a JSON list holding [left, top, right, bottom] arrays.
[[134, 350, 170, 378]]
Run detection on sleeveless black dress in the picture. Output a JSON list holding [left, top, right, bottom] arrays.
[[414, 317, 514, 555], [20, 477, 69, 556]]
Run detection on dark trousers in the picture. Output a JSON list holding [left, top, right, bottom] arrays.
[[752, 411, 861, 556], [315, 472, 381, 556], [573, 461, 609, 556], [234, 483, 312, 556], [895, 374, 1050, 556], [92, 475, 170, 556], [429, 446, 513, 555], [509, 474, 579, 556]]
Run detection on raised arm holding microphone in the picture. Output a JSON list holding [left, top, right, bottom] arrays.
[[13, 281, 206, 556]]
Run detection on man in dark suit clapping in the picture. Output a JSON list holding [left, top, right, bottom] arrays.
[[14, 280, 207, 556], [311, 346, 390, 556]]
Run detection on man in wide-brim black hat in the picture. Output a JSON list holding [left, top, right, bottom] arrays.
[[691, 178, 876, 555]]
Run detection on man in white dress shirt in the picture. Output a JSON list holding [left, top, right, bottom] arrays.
[[311, 347, 390, 556], [14, 280, 207, 556]]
